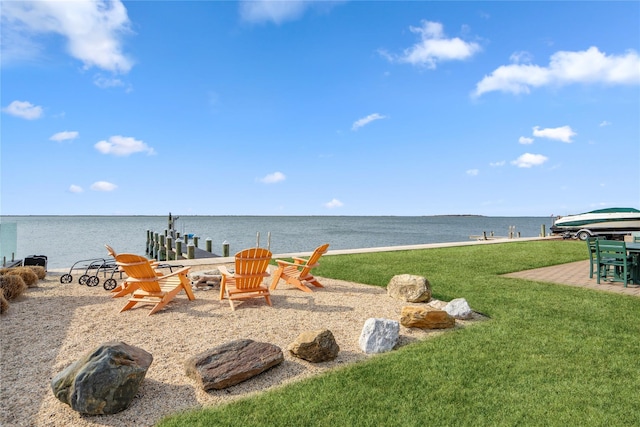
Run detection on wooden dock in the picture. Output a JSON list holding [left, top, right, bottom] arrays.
[[145, 227, 221, 262]]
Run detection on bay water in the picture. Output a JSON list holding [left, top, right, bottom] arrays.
[[1, 215, 554, 269]]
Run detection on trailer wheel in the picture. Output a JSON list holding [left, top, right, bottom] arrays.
[[87, 276, 99, 287], [60, 274, 72, 284], [103, 279, 117, 290], [577, 230, 591, 241], [79, 274, 89, 285]]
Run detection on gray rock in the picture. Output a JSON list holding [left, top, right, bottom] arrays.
[[288, 329, 340, 362], [185, 339, 284, 390], [51, 341, 152, 415], [190, 270, 222, 288], [387, 274, 432, 302], [444, 298, 473, 319], [358, 318, 399, 354]]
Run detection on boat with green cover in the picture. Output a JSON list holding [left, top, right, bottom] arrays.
[[550, 207, 640, 240]]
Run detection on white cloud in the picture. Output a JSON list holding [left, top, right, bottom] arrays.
[[509, 50, 533, 64], [50, 131, 79, 142], [474, 46, 640, 97], [324, 198, 343, 209], [518, 136, 534, 145], [511, 153, 548, 168], [352, 113, 387, 130], [383, 20, 481, 68], [94, 135, 155, 156], [533, 125, 576, 143], [2, 100, 43, 119], [466, 169, 479, 176], [1, 0, 133, 73], [239, 0, 337, 24], [90, 181, 117, 191], [93, 74, 125, 89], [599, 120, 612, 127], [68, 184, 83, 193], [489, 161, 505, 167], [259, 171, 286, 184]]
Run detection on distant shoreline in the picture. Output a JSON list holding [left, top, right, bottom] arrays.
[[2, 214, 552, 218]]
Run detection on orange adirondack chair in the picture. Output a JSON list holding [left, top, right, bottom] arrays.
[[105, 245, 163, 298], [116, 253, 195, 315], [219, 247, 272, 311], [270, 243, 329, 293]]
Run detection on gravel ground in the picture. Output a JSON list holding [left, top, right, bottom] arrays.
[[0, 265, 482, 427]]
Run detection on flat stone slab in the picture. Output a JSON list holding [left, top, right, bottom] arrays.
[[185, 339, 283, 390]]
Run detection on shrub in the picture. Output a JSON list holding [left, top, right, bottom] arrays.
[[0, 275, 27, 300], [2, 267, 39, 287], [27, 265, 46, 280], [0, 293, 8, 314]]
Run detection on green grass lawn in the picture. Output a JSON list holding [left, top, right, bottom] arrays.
[[158, 240, 640, 426]]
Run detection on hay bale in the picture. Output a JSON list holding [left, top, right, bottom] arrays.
[[4, 267, 39, 287], [27, 265, 46, 280], [0, 293, 8, 314], [0, 275, 27, 300]]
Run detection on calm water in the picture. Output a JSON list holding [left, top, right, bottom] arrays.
[[1, 215, 553, 269]]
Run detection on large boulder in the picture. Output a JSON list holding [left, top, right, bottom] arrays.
[[359, 318, 399, 354], [288, 329, 340, 363], [444, 298, 473, 319], [400, 306, 455, 329], [387, 274, 431, 302], [185, 339, 284, 390], [51, 341, 153, 415]]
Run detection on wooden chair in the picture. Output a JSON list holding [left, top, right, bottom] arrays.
[[116, 253, 195, 315], [586, 237, 601, 279], [219, 247, 272, 311], [270, 243, 329, 293], [595, 240, 636, 287], [105, 245, 164, 298]]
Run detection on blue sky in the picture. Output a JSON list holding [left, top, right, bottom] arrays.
[[1, 1, 639, 216]]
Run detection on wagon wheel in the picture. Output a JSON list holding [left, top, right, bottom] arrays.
[[60, 274, 73, 284], [103, 278, 117, 290], [86, 276, 99, 287], [79, 274, 90, 285]]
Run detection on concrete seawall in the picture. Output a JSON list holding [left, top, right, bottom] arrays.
[[47, 236, 561, 273]]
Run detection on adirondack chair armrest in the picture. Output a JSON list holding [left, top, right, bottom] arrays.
[[292, 257, 308, 264], [276, 259, 303, 267], [219, 265, 232, 277], [158, 266, 191, 279]]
